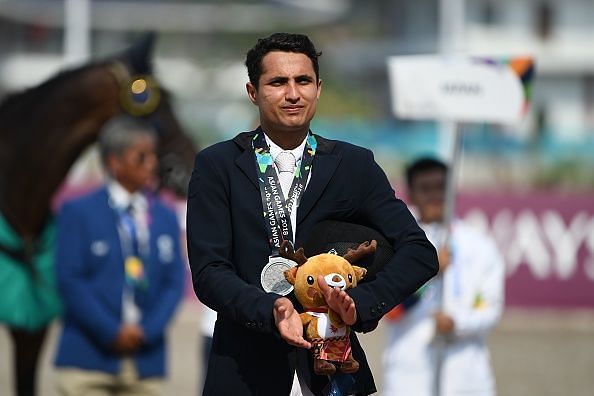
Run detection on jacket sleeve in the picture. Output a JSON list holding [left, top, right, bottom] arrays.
[[55, 203, 121, 349], [348, 149, 439, 333], [186, 150, 280, 334], [450, 237, 505, 339], [140, 212, 185, 345]]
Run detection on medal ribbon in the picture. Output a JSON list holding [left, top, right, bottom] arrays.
[[252, 130, 317, 255], [116, 206, 148, 290]]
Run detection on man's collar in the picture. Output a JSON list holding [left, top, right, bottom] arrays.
[[264, 133, 307, 162], [107, 180, 147, 212], [233, 127, 336, 154]]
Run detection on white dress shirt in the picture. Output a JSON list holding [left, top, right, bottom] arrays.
[[264, 134, 310, 245], [107, 180, 150, 325], [264, 134, 315, 396]]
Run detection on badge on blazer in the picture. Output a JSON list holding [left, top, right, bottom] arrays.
[[260, 256, 297, 295], [90, 240, 109, 256], [157, 234, 174, 263]]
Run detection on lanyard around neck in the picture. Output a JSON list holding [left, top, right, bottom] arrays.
[[252, 130, 317, 255]]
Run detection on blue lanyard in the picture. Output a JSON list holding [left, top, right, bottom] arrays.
[[118, 206, 140, 257], [252, 130, 317, 255]]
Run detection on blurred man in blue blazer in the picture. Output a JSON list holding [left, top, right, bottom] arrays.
[[187, 33, 438, 395], [54, 115, 184, 395]]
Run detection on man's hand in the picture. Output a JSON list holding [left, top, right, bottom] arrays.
[[317, 275, 357, 326], [434, 311, 455, 335], [113, 324, 144, 354], [273, 297, 311, 349]]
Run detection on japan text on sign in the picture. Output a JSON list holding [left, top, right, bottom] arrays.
[[387, 55, 534, 124]]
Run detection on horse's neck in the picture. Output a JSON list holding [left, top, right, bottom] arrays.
[[0, 65, 121, 239]]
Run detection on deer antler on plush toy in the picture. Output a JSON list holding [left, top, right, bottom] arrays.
[[281, 239, 377, 376]]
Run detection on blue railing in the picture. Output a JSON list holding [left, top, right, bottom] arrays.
[[312, 118, 594, 163]]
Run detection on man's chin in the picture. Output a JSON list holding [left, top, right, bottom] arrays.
[[277, 122, 310, 133]]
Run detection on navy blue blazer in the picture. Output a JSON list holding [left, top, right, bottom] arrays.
[[54, 187, 184, 378], [187, 130, 438, 395]]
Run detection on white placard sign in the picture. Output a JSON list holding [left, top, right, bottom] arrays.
[[387, 55, 527, 124]]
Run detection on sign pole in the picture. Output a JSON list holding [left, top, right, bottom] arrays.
[[434, 121, 464, 396], [443, 122, 464, 246]]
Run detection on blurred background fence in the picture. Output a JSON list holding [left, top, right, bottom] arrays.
[[1, 0, 593, 193]]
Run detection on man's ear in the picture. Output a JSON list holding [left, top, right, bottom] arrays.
[[246, 81, 258, 104], [352, 266, 367, 282], [316, 78, 323, 100], [106, 154, 121, 178], [284, 267, 298, 285]]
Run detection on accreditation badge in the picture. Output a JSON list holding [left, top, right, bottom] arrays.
[[125, 256, 147, 289], [260, 256, 297, 295]]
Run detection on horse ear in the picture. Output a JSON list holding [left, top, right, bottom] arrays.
[[124, 31, 156, 75]]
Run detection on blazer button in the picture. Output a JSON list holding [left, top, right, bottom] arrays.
[[381, 302, 387, 308], [259, 321, 264, 328], [370, 307, 377, 315]]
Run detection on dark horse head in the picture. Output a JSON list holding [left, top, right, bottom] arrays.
[[0, 33, 197, 249], [113, 33, 196, 197]]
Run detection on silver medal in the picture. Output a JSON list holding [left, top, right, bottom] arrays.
[[260, 256, 297, 295]]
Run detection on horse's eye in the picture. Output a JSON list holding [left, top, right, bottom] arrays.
[[307, 276, 314, 285], [348, 274, 353, 283]]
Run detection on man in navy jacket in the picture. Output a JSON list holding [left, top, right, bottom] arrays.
[[187, 33, 438, 395], [54, 115, 184, 395]]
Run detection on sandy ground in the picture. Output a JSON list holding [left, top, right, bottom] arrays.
[[2, 301, 594, 396]]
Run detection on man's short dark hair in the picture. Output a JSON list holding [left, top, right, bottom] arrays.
[[405, 157, 448, 189], [245, 32, 322, 88]]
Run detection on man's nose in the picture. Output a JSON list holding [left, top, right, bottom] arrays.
[[145, 153, 158, 171], [285, 82, 300, 102]]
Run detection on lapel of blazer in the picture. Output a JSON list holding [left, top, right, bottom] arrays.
[[297, 135, 339, 224], [96, 187, 125, 258], [233, 130, 259, 191], [98, 187, 117, 228], [147, 202, 162, 269]]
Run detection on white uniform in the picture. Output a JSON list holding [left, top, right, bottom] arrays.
[[383, 220, 505, 396]]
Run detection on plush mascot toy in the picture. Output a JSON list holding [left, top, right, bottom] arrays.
[[280, 239, 377, 375]]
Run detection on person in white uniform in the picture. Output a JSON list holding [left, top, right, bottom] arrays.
[[382, 157, 505, 396]]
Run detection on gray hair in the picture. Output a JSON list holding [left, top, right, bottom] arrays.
[[98, 115, 157, 164]]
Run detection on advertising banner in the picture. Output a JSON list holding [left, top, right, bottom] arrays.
[[458, 192, 594, 308]]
